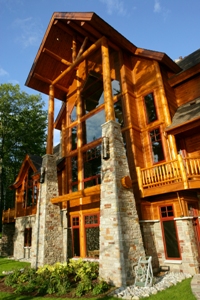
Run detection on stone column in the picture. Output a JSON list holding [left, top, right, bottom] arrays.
[[99, 120, 145, 287], [31, 154, 63, 268]]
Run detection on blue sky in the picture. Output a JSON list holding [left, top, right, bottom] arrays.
[[0, 0, 200, 144]]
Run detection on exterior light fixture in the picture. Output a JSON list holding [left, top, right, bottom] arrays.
[[40, 167, 45, 183], [102, 136, 110, 160]]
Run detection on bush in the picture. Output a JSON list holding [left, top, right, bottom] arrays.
[[4, 259, 109, 297]]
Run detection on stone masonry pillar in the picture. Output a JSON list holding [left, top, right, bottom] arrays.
[[99, 120, 145, 287], [31, 154, 63, 268]]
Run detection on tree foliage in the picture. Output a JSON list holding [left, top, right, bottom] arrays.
[[0, 83, 47, 214]]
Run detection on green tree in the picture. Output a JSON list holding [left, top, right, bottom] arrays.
[[0, 83, 47, 228]]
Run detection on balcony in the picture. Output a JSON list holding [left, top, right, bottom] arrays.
[[136, 155, 200, 197], [2, 208, 15, 223], [2, 205, 37, 224]]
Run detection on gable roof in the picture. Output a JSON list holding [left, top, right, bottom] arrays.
[[25, 12, 181, 101], [10, 154, 42, 189]]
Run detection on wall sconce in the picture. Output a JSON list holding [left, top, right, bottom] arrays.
[[40, 167, 45, 183], [102, 136, 110, 160]]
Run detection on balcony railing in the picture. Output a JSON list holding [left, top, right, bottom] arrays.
[[136, 155, 200, 197], [2, 208, 15, 223]]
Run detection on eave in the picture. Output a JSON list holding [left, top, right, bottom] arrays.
[[135, 48, 182, 73]]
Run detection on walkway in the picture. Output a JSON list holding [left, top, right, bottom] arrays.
[[191, 274, 200, 299]]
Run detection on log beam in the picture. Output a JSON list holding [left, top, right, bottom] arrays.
[[42, 48, 71, 66], [46, 85, 54, 154], [101, 37, 115, 121], [52, 36, 103, 85]]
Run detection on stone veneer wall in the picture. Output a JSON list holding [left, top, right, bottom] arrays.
[[1, 223, 15, 257], [99, 120, 145, 287], [31, 154, 63, 268], [13, 215, 36, 260], [140, 218, 200, 275]]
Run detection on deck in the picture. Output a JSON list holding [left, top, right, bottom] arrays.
[[136, 154, 200, 197]]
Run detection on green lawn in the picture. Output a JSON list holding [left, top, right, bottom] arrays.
[[0, 257, 30, 277]]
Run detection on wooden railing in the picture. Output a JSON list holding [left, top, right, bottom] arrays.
[[2, 208, 15, 223], [136, 155, 200, 197]]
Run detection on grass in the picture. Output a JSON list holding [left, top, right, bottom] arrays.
[[0, 257, 30, 277], [143, 277, 196, 300], [0, 257, 197, 300]]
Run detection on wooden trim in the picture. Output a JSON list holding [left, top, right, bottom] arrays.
[[51, 185, 100, 204]]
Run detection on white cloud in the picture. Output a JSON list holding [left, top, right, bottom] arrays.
[[12, 17, 43, 48], [100, 0, 127, 16], [154, 0, 161, 13], [0, 67, 9, 77]]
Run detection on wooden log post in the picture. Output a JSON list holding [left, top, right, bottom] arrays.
[[101, 37, 115, 122], [46, 85, 54, 155], [136, 166, 144, 197], [177, 154, 188, 189]]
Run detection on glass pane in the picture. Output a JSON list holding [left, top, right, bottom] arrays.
[[71, 126, 77, 150], [114, 98, 124, 127], [144, 93, 157, 123], [71, 105, 77, 122], [163, 221, 180, 258], [112, 80, 121, 96], [84, 110, 105, 144], [84, 145, 101, 188], [86, 227, 99, 258], [82, 73, 104, 114], [71, 156, 78, 184], [73, 228, 80, 257], [85, 215, 98, 225], [150, 128, 164, 163]]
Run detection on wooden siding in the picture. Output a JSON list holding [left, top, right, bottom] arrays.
[[160, 66, 178, 120], [174, 74, 200, 106]]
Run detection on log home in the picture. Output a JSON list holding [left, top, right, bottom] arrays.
[[2, 12, 200, 284]]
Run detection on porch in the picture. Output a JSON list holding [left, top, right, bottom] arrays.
[[136, 154, 200, 197]]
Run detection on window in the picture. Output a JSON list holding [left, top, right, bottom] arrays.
[[160, 206, 181, 259], [150, 128, 164, 163], [144, 93, 157, 123], [72, 216, 80, 257], [71, 156, 78, 192], [71, 126, 77, 150], [23, 168, 38, 207], [83, 145, 101, 188], [114, 98, 124, 127], [82, 72, 104, 114], [24, 228, 32, 247], [83, 110, 105, 144], [85, 214, 100, 258]]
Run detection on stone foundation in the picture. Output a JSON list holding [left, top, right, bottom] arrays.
[[0, 223, 15, 257], [140, 217, 200, 275], [99, 121, 145, 287], [31, 154, 63, 268]]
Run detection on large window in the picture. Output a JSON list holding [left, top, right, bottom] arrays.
[[84, 110, 105, 144], [83, 145, 101, 189], [144, 93, 157, 124], [160, 205, 181, 259], [150, 128, 164, 163]]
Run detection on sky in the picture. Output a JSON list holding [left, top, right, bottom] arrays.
[[0, 0, 200, 145]]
